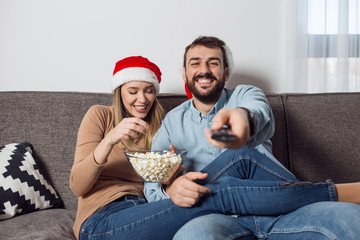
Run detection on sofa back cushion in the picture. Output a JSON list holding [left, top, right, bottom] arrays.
[[0, 92, 114, 209], [266, 95, 289, 169], [284, 93, 360, 183]]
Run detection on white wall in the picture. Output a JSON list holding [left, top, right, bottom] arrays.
[[0, 0, 288, 94]]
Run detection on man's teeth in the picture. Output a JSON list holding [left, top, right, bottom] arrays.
[[198, 79, 212, 83]]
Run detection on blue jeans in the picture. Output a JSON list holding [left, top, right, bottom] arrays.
[[173, 203, 360, 240], [174, 149, 360, 240], [79, 148, 338, 240]]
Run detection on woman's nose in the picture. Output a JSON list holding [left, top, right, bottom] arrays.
[[137, 92, 147, 103]]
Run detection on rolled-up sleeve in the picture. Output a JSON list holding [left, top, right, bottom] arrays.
[[231, 85, 275, 149]]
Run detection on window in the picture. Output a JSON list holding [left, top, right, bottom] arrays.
[[307, 0, 359, 92]]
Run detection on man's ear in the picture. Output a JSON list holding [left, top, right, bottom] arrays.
[[182, 67, 186, 82], [225, 67, 230, 82]]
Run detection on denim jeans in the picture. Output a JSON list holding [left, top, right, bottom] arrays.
[[174, 148, 360, 240], [173, 202, 360, 240], [79, 147, 339, 240]]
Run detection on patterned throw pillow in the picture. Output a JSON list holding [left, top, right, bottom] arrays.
[[0, 142, 62, 220]]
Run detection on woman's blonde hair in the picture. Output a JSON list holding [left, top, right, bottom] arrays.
[[113, 87, 164, 151]]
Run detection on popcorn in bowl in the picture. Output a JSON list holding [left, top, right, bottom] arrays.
[[125, 149, 187, 182]]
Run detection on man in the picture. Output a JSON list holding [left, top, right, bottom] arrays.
[[145, 36, 360, 239]]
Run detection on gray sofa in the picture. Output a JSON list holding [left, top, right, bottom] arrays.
[[0, 91, 359, 239]]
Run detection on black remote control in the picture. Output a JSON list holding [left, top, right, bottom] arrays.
[[211, 125, 236, 142]]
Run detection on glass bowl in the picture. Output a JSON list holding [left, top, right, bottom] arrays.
[[125, 149, 187, 182]]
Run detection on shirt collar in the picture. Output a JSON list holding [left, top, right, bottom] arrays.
[[189, 89, 227, 122], [211, 89, 227, 115]]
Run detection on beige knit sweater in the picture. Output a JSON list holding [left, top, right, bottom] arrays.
[[70, 105, 144, 239]]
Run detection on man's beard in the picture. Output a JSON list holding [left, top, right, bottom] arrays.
[[186, 72, 225, 104]]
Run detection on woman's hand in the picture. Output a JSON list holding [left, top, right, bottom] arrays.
[[169, 144, 177, 154], [107, 117, 149, 145], [94, 117, 149, 165]]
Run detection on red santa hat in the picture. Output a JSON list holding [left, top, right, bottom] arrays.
[[184, 44, 234, 99], [112, 56, 161, 93]]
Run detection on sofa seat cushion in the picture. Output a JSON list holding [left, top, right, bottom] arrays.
[[0, 208, 76, 240]]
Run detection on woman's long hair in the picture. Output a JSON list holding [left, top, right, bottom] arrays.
[[113, 87, 164, 150]]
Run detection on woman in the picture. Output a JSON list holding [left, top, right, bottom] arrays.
[[70, 56, 343, 240], [70, 56, 165, 239]]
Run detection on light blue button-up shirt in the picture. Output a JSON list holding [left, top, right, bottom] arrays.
[[144, 85, 287, 202]]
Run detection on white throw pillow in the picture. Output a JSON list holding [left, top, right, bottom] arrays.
[[0, 142, 62, 220]]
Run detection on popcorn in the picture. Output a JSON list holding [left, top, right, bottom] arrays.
[[127, 151, 183, 182]]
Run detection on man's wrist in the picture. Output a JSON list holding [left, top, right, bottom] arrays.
[[161, 185, 170, 198]]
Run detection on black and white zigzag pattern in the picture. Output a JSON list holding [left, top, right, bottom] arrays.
[[0, 142, 62, 220]]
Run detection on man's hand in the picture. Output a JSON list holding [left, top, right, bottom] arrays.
[[164, 172, 211, 207], [204, 108, 251, 149]]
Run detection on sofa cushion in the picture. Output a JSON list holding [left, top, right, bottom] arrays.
[[267, 94, 289, 169], [0, 142, 62, 220], [0, 91, 116, 210], [284, 93, 360, 183], [0, 209, 76, 240]]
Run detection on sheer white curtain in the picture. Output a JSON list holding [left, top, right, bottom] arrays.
[[286, 0, 360, 93]]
